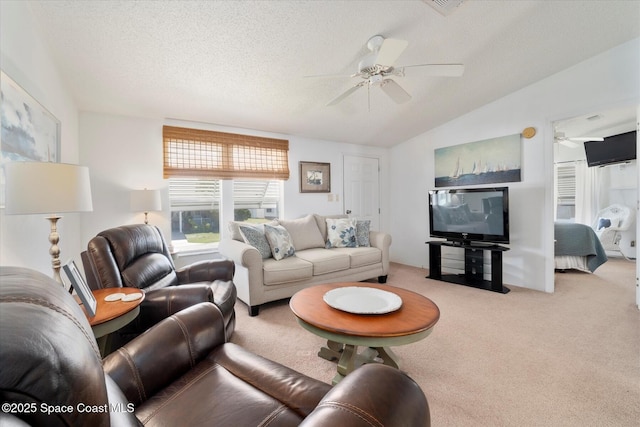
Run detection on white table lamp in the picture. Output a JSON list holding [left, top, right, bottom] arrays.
[[5, 162, 93, 283], [130, 189, 161, 224]]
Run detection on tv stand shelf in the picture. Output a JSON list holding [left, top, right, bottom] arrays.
[[426, 241, 510, 294]]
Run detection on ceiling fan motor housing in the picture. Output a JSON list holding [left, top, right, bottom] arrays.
[[358, 54, 377, 74]]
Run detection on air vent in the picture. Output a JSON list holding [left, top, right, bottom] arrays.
[[422, 0, 465, 16]]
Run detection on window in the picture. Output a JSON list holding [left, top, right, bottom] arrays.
[[169, 178, 282, 246], [163, 126, 289, 249], [233, 180, 281, 221], [170, 178, 221, 246], [556, 163, 576, 221]]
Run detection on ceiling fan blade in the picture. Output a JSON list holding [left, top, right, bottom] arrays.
[[380, 79, 411, 104], [559, 140, 580, 148], [327, 82, 366, 106], [568, 136, 604, 142], [400, 63, 465, 76], [375, 38, 409, 66]]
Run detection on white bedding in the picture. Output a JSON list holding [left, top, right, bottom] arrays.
[[554, 255, 590, 273]]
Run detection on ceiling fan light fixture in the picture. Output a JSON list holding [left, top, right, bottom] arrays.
[[369, 74, 384, 86]]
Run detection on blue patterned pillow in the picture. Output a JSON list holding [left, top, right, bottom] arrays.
[[355, 220, 371, 247], [239, 224, 272, 259], [264, 224, 296, 260], [325, 218, 357, 248]]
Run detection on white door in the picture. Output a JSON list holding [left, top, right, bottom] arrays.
[[636, 105, 639, 309], [343, 155, 380, 230]]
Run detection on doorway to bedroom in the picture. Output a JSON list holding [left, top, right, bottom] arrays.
[[552, 105, 637, 295]]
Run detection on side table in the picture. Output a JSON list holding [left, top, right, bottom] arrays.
[[80, 288, 145, 355]]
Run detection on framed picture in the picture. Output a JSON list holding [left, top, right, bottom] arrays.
[[62, 260, 97, 318], [1, 70, 61, 163], [299, 161, 331, 193], [434, 133, 522, 187], [1, 70, 61, 207]]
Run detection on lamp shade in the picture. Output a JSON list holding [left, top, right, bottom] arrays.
[[130, 189, 161, 212], [5, 162, 93, 215]]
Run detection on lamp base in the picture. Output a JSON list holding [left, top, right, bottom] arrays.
[[46, 215, 63, 284]]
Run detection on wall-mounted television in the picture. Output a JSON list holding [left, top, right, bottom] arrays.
[[584, 131, 636, 167], [428, 187, 509, 245]]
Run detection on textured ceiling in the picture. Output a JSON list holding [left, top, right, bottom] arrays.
[[27, 0, 640, 147]]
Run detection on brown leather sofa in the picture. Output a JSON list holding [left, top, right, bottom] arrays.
[[0, 266, 431, 426], [82, 224, 236, 341]]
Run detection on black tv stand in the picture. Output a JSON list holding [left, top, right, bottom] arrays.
[[426, 240, 510, 294]]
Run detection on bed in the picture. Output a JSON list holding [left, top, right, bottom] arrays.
[[554, 222, 608, 272]]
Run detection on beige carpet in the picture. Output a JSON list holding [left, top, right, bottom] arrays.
[[230, 259, 640, 426]]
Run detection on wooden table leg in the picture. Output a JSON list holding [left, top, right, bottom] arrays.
[[333, 344, 359, 384], [375, 346, 400, 369], [318, 340, 343, 361]]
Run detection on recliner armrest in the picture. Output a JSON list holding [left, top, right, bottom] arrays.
[[176, 258, 235, 283], [300, 364, 430, 427], [134, 284, 214, 331], [103, 302, 226, 406]]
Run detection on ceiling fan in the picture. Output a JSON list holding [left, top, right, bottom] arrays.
[[554, 132, 604, 148], [310, 35, 464, 109]]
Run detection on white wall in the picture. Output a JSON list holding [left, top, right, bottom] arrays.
[[390, 38, 640, 292], [79, 114, 390, 255], [0, 1, 82, 276]]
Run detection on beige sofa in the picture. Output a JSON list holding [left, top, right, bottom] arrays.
[[218, 214, 392, 316]]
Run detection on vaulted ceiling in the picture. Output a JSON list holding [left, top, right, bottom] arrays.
[[28, 0, 640, 147]]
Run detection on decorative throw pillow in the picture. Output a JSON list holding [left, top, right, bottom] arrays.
[[239, 224, 272, 259], [325, 218, 357, 248], [264, 224, 296, 260], [597, 217, 612, 230], [355, 219, 371, 247]]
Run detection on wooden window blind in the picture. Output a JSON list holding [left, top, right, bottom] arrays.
[[163, 125, 290, 180]]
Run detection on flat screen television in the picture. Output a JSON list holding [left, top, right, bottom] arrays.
[[584, 131, 636, 167], [428, 187, 509, 245]]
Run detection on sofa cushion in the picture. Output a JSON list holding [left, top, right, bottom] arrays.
[[264, 224, 296, 260], [239, 224, 272, 259], [325, 218, 357, 248], [295, 248, 351, 275], [355, 219, 371, 247], [333, 246, 382, 268], [263, 257, 313, 285], [278, 214, 325, 251]]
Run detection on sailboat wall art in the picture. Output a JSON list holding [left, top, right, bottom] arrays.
[[434, 133, 521, 188]]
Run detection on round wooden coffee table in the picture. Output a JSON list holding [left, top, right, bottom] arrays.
[[290, 282, 440, 384]]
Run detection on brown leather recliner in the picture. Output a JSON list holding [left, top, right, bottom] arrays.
[[82, 224, 236, 341], [0, 266, 431, 426]]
